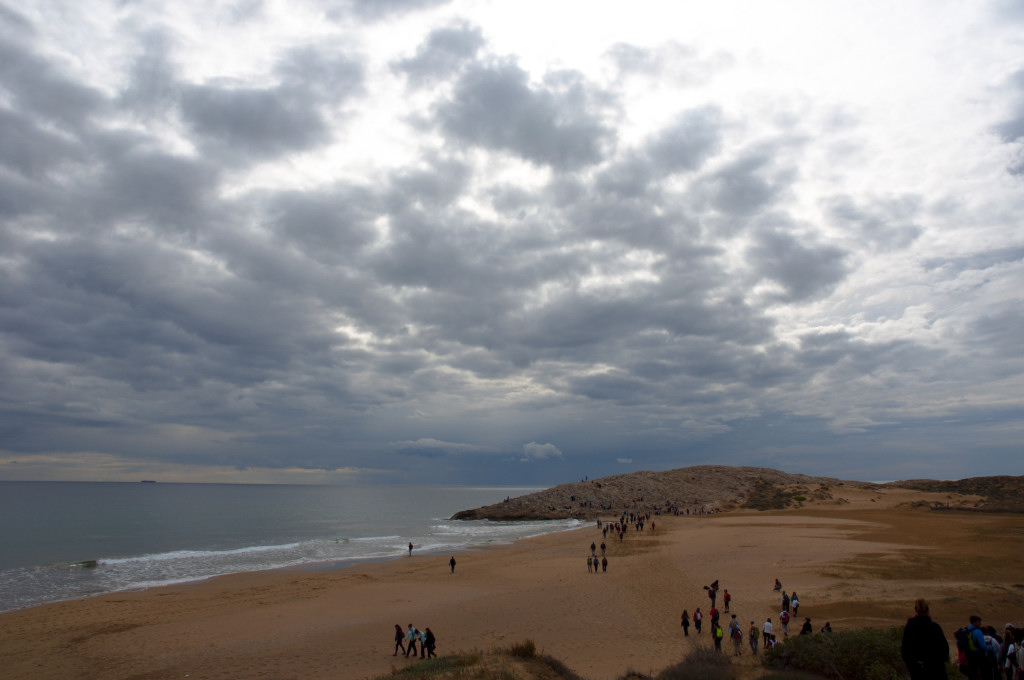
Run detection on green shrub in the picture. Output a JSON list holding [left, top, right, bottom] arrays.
[[384, 651, 482, 678], [744, 480, 793, 510], [764, 628, 908, 680]]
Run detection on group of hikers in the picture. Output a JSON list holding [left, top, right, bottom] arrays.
[[680, 579, 825, 656], [901, 599, 1023, 680], [587, 540, 609, 572], [676, 582, 1022, 680], [951, 615, 1021, 680], [394, 623, 437, 659]]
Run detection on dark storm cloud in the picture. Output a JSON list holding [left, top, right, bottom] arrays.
[[392, 23, 484, 83], [823, 194, 922, 250], [0, 37, 104, 129], [436, 61, 615, 169], [748, 228, 848, 302], [971, 306, 1024, 361], [0, 171, 51, 217], [795, 330, 937, 377], [265, 185, 380, 261], [646, 106, 724, 174], [697, 150, 795, 218], [88, 147, 220, 232], [181, 84, 330, 156], [123, 42, 363, 162], [0, 107, 84, 177]]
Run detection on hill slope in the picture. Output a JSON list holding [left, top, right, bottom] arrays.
[[451, 465, 1024, 520]]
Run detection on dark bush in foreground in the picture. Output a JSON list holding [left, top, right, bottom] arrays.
[[653, 642, 737, 680], [379, 641, 584, 680], [507, 639, 537, 657], [764, 628, 908, 680]]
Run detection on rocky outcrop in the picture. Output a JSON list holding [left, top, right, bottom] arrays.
[[450, 465, 868, 520]]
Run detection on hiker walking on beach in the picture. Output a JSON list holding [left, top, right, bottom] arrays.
[[763, 617, 773, 649], [780, 609, 790, 636], [712, 621, 724, 652], [781, 590, 790, 613], [694, 608, 703, 634], [723, 589, 732, 613], [408, 542, 413, 555], [601, 556, 607, 572], [729, 615, 742, 656], [749, 621, 760, 656], [424, 628, 437, 658], [792, 592, 800, 616], [394, 624, 406, 656], [681, 610, 691, 636], [901, 599, 949, 680], [449, 556, 456, 574], [405, 624, 418, 657], [587, 555, 593, 572]]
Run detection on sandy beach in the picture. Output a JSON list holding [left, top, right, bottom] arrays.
[[3, 484, 1021, 680]]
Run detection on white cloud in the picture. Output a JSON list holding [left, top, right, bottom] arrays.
[[521, 442, 563, 462]]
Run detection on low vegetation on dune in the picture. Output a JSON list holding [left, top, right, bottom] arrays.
[[380, 627, 964, 680], [451, 464, 1024, 520], [887, 476, 1024, 512], [378, 640, 584, 680]]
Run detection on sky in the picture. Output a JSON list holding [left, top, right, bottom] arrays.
[[1, 0, 1022, 485]]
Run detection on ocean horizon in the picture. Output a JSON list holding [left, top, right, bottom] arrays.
[[0, 481, 579, 614]]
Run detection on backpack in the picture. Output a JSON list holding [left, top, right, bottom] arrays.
[[954, 627, 969, 652], [751, 627, 760, 639], [731, 627, 742, 641], [781, 611, 790, 624]]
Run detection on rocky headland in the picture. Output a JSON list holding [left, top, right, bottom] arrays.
[[450, 464, 1024, 520]]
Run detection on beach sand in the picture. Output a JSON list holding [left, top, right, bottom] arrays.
[[3, 485, 1022, 680]]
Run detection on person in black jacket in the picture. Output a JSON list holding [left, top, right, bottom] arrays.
[[424, 628, 437, 658], [901, 599, 950, 680], [393, 624, 406, 656]]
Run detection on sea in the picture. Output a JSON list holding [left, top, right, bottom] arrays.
[[0, 481, 580, 614]]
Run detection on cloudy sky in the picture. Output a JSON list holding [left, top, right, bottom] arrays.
[[1, 0, 1022, 485]]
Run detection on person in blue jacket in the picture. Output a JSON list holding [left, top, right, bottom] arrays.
[[965, 615, 994, 680]]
